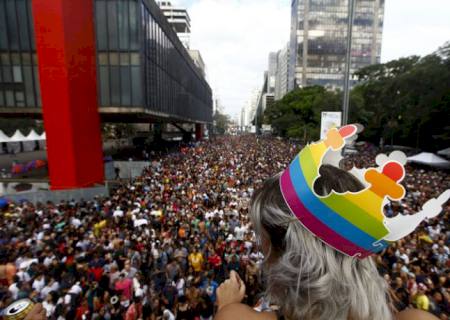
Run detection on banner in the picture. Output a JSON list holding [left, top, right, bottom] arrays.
[[320, 112, 342, 140]]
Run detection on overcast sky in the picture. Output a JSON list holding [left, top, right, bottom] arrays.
[[173, 0, 450, 117]]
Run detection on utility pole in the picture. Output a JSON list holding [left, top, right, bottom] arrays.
[[342, 0, 356, 125]]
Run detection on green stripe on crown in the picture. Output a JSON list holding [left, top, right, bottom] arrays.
[[299, 147, 388, 239]]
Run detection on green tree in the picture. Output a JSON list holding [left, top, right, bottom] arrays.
[[213, 111, 231, 135], [350, 41, 450, 150], [265, 86, 341, 142], [0, 118, 43, 135]]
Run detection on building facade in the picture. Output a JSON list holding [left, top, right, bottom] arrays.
[[188, 49, 206, 77], [157, 1, 191, 49], [267, 52, 278, 94], [0, 0, 212, 123], [0, 0, 212, 189], [275, 42, 290, 101], [289, 0, 384, 90]]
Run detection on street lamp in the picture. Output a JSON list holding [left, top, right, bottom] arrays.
[[342, 0, 356, 125]]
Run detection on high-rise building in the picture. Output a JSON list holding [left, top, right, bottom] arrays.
[[275, 42, 290, 100], [157, 1, 191, 49], [188, 50, 206, 77], [289, 0, 385, 90], [267, 52, 278, 94]]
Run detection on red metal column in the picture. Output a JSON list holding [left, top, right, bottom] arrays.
[[195, 124, 204, 141], [32, 0, 104, 189]]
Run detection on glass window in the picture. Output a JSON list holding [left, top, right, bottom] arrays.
[[33, 66, 41, 107], [118, 0, 129, 50], [98, 53, 108, 65], [0, 3, 8, 50], [107, 0, 118, 50], [130, 53, 140, 65], [131, 66, 141, 106], [110, 66, 120, 105], [11, 53, 20, 65], [120, 66, 131, 105], [120, 53, 130, 66], [5, 90, 14, 106], [95, 0, 108, 50], [1, 54, 10, 65], [2, 66, 13, 83], [0, 91, 4, 106], [15, 91, 25, 107], [26, 0, 35, 51], [99, 66, 110, 106], [23, 66, 35, 106], [17, 0, 30, 50], [6, 0, 19, 50], [21, 53, 31, 65], [13, 66, 22, 83], [109, 53, 119, 65], [129, 0, 139, 50]]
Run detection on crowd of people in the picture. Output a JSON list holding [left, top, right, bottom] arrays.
[[0, 135, 448, 319]]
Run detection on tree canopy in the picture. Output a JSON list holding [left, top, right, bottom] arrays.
[[264, 42, 450, 151], [213, 110, 231, 135]]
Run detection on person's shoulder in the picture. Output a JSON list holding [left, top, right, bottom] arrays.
[[215, 303, 277, 320], [396, 309, 439, 320]]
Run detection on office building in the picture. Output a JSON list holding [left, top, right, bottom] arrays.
[[289, 0, 385, 90], [0, 0, 212, 189], [189, 49, 206, 77], [267, 52, 278, 94], [275, 42, 290, 100], [157, 1, 191, 49]]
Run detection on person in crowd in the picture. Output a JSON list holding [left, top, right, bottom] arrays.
[[0, 136, 447, 319], [215, 132, 448, 320]]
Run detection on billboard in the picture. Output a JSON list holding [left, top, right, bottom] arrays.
[[320, 112, 342, 139]]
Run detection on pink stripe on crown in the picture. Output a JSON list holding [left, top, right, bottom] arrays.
[[279, 167, 372, 258]]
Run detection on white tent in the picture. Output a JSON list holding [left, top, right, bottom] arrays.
[[0, 131, 10, 143], [0, 130, 47, 154], [407, 152, 450, 169], [9, 130, 27, 142], [437, 147, 450, 157], [26, 129, 43, 141]]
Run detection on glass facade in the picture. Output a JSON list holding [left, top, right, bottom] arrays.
[[0, 0, 212, 123], [289, 0, 384, 90], [0, 0, 41, 108]]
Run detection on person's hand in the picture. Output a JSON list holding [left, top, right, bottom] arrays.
[[24, 303, 46, 320], [217, 270, 246, 311]]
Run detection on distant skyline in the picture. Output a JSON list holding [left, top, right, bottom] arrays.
[[171, 0, 450, 117]]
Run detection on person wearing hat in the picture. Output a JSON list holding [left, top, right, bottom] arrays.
[[215, 126, 445, 320]]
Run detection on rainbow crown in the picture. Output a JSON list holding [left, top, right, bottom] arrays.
[[280, 124, 450, 259]]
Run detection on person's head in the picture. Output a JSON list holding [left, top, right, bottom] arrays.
[[250, 165, 393, 320]]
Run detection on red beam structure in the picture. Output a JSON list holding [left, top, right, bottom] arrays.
[[195, 124, 204, 141], [32, 0, 104, 189]]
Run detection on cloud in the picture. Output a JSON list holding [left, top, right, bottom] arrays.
[[185, 0, 291, 116], [381, 0, 450, 62], [172, 0, 450, 116]]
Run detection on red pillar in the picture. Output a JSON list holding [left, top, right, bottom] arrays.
[[32, 0, 104, 189], [195, 124, 204, 141]]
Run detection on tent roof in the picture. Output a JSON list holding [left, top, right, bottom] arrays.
[[27, 129, 44, 141], [407, 152, 450, 168], [437, 147, 450, 157], [9, 130, 27, 142], [0, 130, 10, 143]]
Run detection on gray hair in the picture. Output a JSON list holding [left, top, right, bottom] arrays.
[[250, 174, 393, 320]]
